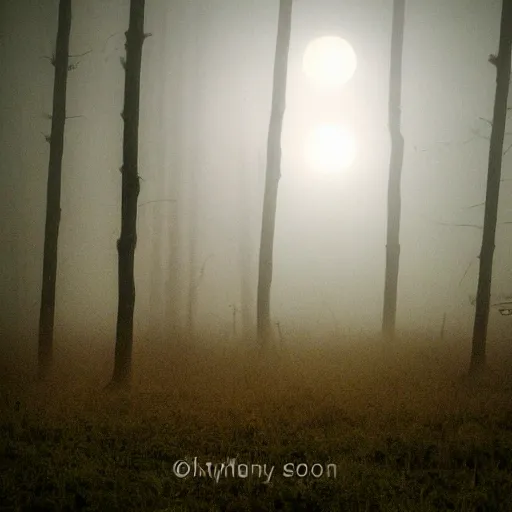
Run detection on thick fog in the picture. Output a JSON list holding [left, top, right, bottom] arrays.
[[1, 0, 510, 352]]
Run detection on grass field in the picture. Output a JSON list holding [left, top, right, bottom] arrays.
[[1, 334, 512, 511]]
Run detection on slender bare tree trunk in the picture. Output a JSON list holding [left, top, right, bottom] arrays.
[[185, 6, 201, 339], [163, 0, 185, 341], [382, 0, 406, 342], [257, 0, 293, 346], [469, 0, 512, 377], [110, 0, 146, 388], [148, 4, 168, 342], [238, 151, 253, 339], [38, 0, 71, 380], [186, 170, 198, 337]]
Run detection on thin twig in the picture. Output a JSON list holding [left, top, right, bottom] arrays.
[[138, 199, 176, 208], [478, 116, 492, 127], [462, 202, 484, 210], [102, 32, 122, 53], [194, 253, 214, 291], [434, 221, 482, 230], [458, 258, 476, 287], [69, 50, 92, 58]]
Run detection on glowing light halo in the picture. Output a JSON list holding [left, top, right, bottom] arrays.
[[304, 123, 357, 173], [302, 36, 357, 88]]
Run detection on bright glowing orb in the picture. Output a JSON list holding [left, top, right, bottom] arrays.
[[302, 36, 357, 87], [305, 123, 357, 172]]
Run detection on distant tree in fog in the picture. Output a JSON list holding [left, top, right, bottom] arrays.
[[257, 0, 293, 346], [142, 1, 181, 342], [469, 0, 512, 377], [238, 148, 254, 339], [38, 0, 72, 380], [382, 0, 406, 342], [161, 2, 183, 342], [185, 3, 201, 338], [152, 1, 184, 341], [147, 3, 169, 342], [110, 0, 147, 388]]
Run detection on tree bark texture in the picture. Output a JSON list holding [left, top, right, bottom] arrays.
[[111, 0, 146, 387], [38, 0, 71, 380]]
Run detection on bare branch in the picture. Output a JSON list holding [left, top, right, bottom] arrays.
[[469, 126, 489, 141], [434, 221, 483, 230], [41, 54, 56, 66], [458, 258, 476, 286], [102, 32, 122, 53], [478, 116, 493, 127], [462, 202, 484, 210], [138, 199, 177, 208], [69, 50, 92, 58], [413, 135, 481, 152]]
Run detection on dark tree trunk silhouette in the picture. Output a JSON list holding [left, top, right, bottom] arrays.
[[469, 0, 512, 376], [110, 0, 146, 387], [257, 0, 293, 346], [382, 0, 405, 342], [38, 0, 72, 380]]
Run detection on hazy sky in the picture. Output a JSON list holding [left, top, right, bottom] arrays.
[[1, 0, 510, 349]]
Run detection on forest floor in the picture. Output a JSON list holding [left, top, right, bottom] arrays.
[[1, 333, 512, 511]]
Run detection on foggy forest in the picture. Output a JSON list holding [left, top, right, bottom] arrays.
[[2, 0, 512, 510]]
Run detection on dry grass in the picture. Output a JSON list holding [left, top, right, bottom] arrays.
[[1, 333, 512, 510]]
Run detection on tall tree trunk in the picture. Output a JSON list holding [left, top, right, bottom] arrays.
[[110, 0, 146, 387], [148, 3, 168, 342], [186, 168, 198, 336], [161, 0, 184, 341], [382, 0, 405, 342], [186, 6, 200, 338], [238, 150, 253, 339], [470, 0, 512, 376], [256, 0, 293, 346], [38, 0, 71, 380]]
